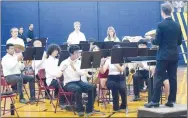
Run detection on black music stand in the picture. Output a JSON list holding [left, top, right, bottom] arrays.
[[115, 42, 138, 48], [80, 51, 105, 116], [100, 49, 111, 58], [78, 44, 90, 51], [58, 50, 70, 66], [111, 47, 139, 114], [60, 44, 68, 51], [23, 47, 45, 104], [93, 42, 104, 49], [32, 38, 48, 47], [80, 41, 89, 44]]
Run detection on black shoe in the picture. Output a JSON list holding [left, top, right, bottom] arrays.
[[144, 101, 159, 108], [132, 96, 140, 101], [29, 97, 37, 102], [77, 112, 84, 117], [165, 102, 174, 107], [120, 105, 126, 110]]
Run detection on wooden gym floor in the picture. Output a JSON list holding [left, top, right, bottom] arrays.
[[1, 66, 187, 118]]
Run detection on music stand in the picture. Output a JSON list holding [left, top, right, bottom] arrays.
[[80, 51, 105, 116], [80, 41, 89, 44], [78, 44, 90, 51], [116, 42, 138, 48], [23, 47, 45, 104], [60, 44, 68, 51], [93, 42, 105, 49], [58, 50, 70, 66], [100, 49, 111, 58], [32, 38, 48, 47], [111, 47, 139, 114]]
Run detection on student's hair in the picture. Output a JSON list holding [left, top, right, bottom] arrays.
[[10, 27, 18, 33], [6, 43, 14, 50], [68, 45, 80, 55], [137, 39, 148, 46], [90, 45, 100, 52], [112, 44, 121, 49], [161, 3, 172, 16], [19, 26, 23, 30], [46, 44, 61, 58], [29, 24, 33, 27], [107, 26, 117, 41], [73, 21, 81, 27]]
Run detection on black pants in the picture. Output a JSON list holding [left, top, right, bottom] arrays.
[[106, 75, 126, 111], [64, 81, 96, 113], [49, 79, 64, 105], [133, 70, 149, 96], [152, 60, 178, 103]]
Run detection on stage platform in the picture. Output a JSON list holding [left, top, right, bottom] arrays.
[[138, 104, 187, 117]]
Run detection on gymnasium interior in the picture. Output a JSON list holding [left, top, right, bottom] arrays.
[[0, 1, 187, 118]]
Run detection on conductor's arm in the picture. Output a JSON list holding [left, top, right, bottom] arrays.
[[152, 24, 162, 45]]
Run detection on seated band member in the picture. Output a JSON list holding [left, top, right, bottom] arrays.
[[104, 26, 120, 42], [2, 44, 36, 103], [6, 27, 25, 51], [45, 44, 66, 106], [132, 39, 169, 101], [100, 45, 127, 111], [91, 45, 109, 98], [32, 40, 50, 99], [60, 45, 97, 116], [67, 21, 86, 45]]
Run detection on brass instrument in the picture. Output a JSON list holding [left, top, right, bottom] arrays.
[[87, 68, 99, 84]]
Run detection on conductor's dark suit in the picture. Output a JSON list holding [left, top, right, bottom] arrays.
[[151, 17, 182, 103]]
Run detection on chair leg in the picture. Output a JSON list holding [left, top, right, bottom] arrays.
[[54, 95, 59, 113], [46, 89, 55, 108], [36, 89, 41, 106], [23, 85, 30, 100], [101, 89, 107, 109], [3, 98, 6, 115]]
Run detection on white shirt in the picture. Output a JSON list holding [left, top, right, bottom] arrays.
[[6, 37, 25, 47], [45, 56, 61, 86], [104, 58, 121, 75], [2, 53, 25, 76], [32, 52, 46, 75], [60, 57, 85, 85], [67, 31, 86, 44], [104, 37, 120, 42]]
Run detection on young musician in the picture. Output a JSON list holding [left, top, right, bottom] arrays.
[[104, 26, 120, 42], [91, 45, 109, 98], [60, 45, 97, 116], [2, 44, 36, 103], [100, 45, 126, 111], [131, 39, 169, 101], [32, 40, 50, 99], [67, 21, 86, 45], [45, 44, 67, 107]]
